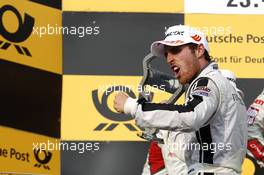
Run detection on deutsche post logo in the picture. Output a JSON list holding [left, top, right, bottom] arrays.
[[0, 5, 34, 56], [33, 148, 52, 170], [92, 85, 141, 132]]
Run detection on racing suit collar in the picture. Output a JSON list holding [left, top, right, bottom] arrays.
[[188, 61, 218, 84]]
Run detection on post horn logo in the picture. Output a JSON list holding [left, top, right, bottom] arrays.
[[33, 148, 52, 170], [92, 86, 142, 132], [0, 5, 35, 56]]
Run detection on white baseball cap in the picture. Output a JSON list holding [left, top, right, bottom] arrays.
[[220, 69, 244, 99], [151, 25, 210, 57]]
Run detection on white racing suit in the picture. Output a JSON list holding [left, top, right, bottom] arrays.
[[125, 62, 247, 175], [247, 88, 264, 167], [141, 130, 188, 175]]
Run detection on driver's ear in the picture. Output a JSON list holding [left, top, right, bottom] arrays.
[[195, 44, 205, 58]]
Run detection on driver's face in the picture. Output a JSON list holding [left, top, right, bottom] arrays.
[[165, 45, 201, 84]]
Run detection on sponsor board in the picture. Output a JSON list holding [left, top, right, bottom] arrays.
[[61, 75, 184, 141], [242, 155, 264, 175], [61, 141, 150, 175], [59, 140, 258, 175], [242, 157, 255, 175], [185, 0, 264, 14], [62, 12, 184, 75], [0, 0, 62, 74], [63, 0, 183, 13], [0, 126, 60, 174], [0, 60, 62, 138], [186, 14, 264, 78]]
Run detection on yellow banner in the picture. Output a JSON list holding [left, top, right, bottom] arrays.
[[0, 1, 62, 74], [63, 0, 183, 13], [0, 126, 60, 174], [242, 158, 255, 175], [186, 14, 264, 78], [61, 75, 184, 141]]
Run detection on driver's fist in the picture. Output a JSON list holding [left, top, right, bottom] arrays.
[[113, 92, 129, 113]]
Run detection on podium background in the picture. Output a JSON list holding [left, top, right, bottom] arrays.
[[0, 0, 263, 174]]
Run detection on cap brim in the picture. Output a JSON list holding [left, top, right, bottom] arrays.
[[150, 40, 187, 57]]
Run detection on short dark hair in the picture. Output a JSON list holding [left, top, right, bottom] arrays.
[[164, 43, 211, 61], [187, 43, 211, 61]]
